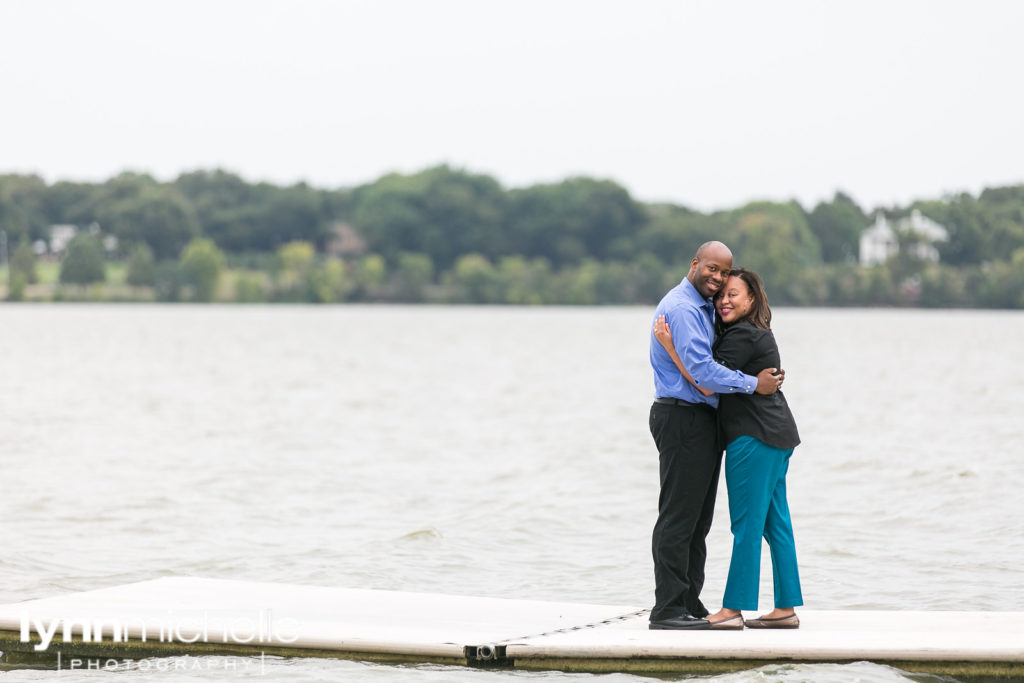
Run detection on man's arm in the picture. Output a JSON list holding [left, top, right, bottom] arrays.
[[673, 307, 781, 395], [653, 315, 713, 396]]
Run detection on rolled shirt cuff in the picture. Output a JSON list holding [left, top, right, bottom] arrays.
[[724, 373, 758, 394]]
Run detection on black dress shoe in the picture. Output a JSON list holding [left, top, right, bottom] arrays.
[[649, 613, 711, 630]]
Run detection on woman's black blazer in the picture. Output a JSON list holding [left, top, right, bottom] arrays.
[[714, 320, 800, 450]]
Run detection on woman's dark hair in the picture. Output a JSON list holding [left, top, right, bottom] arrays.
[[714, 267, 772, 333]]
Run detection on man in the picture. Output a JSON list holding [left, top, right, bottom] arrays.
[[648, 241, 783, 630]]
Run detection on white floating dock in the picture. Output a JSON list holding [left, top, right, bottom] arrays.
[[0, 577, 1021, 679]]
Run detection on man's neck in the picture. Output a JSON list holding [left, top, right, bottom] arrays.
[[684, 275, 707, 302]]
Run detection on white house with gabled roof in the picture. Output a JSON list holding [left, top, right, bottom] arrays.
[[859, 210, 948, 265]]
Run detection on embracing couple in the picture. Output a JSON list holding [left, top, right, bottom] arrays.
[[648, 240, 802, 631]]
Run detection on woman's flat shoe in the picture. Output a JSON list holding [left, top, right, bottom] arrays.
[[709, 614, 745, 630], [744, 613, 799, 629]]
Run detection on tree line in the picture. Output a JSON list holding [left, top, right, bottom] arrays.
[[2, 166, 1023, 307]]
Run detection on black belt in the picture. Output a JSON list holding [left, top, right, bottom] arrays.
[[654, 397, 701, 407]]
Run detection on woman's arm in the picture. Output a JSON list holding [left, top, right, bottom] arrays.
[[653, 315, 714, 397]]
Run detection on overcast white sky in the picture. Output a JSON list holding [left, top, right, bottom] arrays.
[[2, 0, 1022, 211]]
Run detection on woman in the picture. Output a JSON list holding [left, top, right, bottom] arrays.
[[654, 267, 803, 630]]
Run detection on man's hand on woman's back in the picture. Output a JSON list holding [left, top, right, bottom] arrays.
[[755, 367, 784, 395]]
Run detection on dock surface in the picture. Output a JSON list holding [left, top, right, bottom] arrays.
[[0, 577, 1021, 678]]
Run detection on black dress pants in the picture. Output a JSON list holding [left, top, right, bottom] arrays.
[[649, 401, 722, 621]]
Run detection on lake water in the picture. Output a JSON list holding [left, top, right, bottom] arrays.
[[1, 304, 1022, 682]]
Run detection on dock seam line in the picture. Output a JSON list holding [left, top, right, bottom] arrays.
[[498, 608, 651, 645]]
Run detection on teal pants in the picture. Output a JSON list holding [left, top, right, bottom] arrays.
[[722, 435, 803, 611]]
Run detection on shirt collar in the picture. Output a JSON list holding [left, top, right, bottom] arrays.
[[681, 278, 714, 312]]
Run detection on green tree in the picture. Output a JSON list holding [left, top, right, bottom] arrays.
[[278, 240, 316, 273], [360, 254, 386, 286], [7, 271, 27, 301], [727, 202, 823, 303], [564, 260, 601, 304], [0, 175, 50, 246], [44, 181, 98, 226], [94, 173, 200, 259], [176, 172, 332, 252], [453, 254, 500, 303], [496, 256, 550, 305], [308, 258, 350, 303], [393, 252, 434, 302], [920, 195, 986, 266], [234, 272, 266, 303], [636, 204, 726, 268], [179, 238, 225, 302], [275, 240, 317, 300], [859, 264, 897, 306], [974, 254, 1024, 308], [506, 177, 646, 266], [174, 169, 254, 250], [807, 192, 865, 263], [153, 261, 183, 302], [350, 254, 387, 301], [60, 234, 106, 285], [11, 241, 37, 284], [918, 263, 968, 308], [591, 261, 633, 303], [125, 244, 155, 287], [351, 165, 507, 270], [974, 186, 1024, 262], [631, 252, 672, 303]]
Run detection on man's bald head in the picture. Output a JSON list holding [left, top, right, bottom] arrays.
[[694, 241, 732, 263]]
